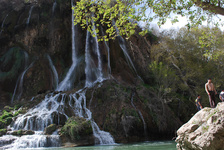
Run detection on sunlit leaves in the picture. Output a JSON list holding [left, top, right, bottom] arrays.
[[72, 0, 140, 41], [73, 0, 224, 41]]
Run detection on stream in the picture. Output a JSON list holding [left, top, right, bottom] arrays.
[[15, 141, 176, 150]]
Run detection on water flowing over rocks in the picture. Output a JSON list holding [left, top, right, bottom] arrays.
[[176, 102, 224, 150], [0, 0, 182, 149]]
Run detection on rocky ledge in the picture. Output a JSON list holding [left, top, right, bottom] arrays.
[[176, 102, 224, 150]]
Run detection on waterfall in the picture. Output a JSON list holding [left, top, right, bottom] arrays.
[[1, 134, 60, 149], [3, 1, 118, 149], [70, 90, 115, 144], [6, 87, 114, 149], [2, 93, 67, 149], [85, 24, 105, 87], [0, 14, 8, 36], [92, 22, 103, 82], [91, 121, 115, 144], [57, 1, 77, 91], [26, 5, 34, 25], [111, 20, 139, 75], [101, 27, 111, 76], [85, 30, 95, 87], [52, 0, 57, 14], [13, 93, 68, 131], [47, 54, 59, 90], [11, 52, 33, 103], [131, 92, 148, 140], [117, 36, 137, 74]]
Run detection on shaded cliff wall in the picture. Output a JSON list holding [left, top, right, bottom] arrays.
[[0, 0, 153, 106]]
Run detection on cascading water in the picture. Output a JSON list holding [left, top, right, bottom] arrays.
[[112, 20, 139, 76], [101, 27, 111, 75], [26, 5, 34, 25], [56, 1, 77, 91], [70, 89, 115, 145], [1, 1, 115, 149], [92, 21, 103, 82], [2, 93, 66, 149], [84, 29, 104, 87], [11, 52, 33, 103], [85, 30, 96, 87], [0, 0, 148, 148], [52, 0, 57, 14], [0, 14, 8, 36], [47, 54, 59, 90], [131, 92, 148, 140]]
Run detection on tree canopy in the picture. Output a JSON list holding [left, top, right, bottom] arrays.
[[148, 27, 224, 121], [72, 0, 224, 40]]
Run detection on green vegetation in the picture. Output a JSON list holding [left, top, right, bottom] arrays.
[[147, 27, 224, 121], [61, 117, 92, 141], [73, 0, 224, 41]]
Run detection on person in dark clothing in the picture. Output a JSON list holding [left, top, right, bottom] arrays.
[[205, 78, 217, 108], [195, 95, 203, 111]]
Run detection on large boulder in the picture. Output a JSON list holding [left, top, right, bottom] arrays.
[[176, 102, 224, 150], [60, 116, 94, 146]]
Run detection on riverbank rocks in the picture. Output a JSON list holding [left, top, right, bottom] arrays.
[[176, 102, 224, 150]]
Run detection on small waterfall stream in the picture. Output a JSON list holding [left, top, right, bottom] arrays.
[[26, 5, 34, 25], [85, 30, 96, 87], [92, 22, 103, 82], [131, 92, 148, 140], [57, 1, 77, 91], [11, 52, 34, 103], [47, 54, 59, 90], [101, 28, 111, 75], [52, 0, 57, 14], [0, 14, 8, 36]]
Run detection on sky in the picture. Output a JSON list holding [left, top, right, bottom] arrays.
[[159, 15, 224, 31], [137, 5, 224, 32]]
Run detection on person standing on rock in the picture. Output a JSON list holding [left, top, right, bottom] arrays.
[[205, 78, 217, 108], [195, 95, 203, 111]]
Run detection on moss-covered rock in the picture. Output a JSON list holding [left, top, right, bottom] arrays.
[[0, 110, 13, 128], [60, 116, 94, 146], [0, 129, 7, 136], [11, 129, 35, 136], [44, 124, 57, 135]]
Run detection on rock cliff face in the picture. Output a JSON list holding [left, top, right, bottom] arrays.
[[176, 102, 224, 150], [0, 0, 181, 147]]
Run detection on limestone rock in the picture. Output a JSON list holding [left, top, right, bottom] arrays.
[[176, 102, 224, 150]]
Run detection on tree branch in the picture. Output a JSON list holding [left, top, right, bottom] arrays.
[[194, 0, 224, 16]]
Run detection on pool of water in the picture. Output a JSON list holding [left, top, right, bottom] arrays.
[[21, 141, 176, 150]]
